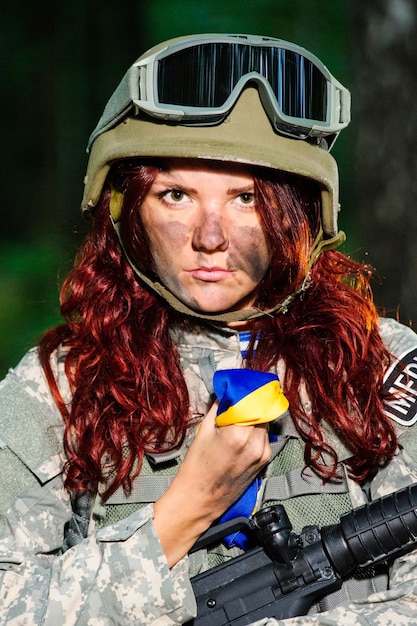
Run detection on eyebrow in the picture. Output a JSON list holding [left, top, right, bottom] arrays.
[[227, 185, 255, 195], [152, 173, 255, 197], [152, 177, 198, 196]]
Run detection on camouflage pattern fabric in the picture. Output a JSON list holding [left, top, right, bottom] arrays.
[[1, 317, 417, 624]]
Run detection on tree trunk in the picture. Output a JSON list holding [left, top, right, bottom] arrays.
[[352, 0, 417, 324]]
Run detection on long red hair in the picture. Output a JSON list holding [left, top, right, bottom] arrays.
[[38, 159, 397, 498]]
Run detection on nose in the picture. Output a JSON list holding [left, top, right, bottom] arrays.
[[192, 210, 229, 252]]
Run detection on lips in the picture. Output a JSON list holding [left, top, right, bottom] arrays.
[[189, 267, 234, 282]]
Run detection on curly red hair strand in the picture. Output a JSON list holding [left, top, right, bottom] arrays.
[[248, 170, 396, 481], [39, 167, 189, 498], [39, 160, 397, 498]]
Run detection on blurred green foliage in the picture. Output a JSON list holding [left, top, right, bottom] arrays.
[[0, 0, 353, 378], [0, 239, 65, 374]]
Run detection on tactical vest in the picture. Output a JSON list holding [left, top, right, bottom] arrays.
[[2, 317, 417, 615]]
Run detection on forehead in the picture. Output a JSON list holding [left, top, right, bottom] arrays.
[[156, 157, 256, 179]]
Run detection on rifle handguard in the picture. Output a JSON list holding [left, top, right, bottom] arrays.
[[187, 483, 417, 625]]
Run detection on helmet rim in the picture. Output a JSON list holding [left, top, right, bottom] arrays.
[[82, 87, 340, 236]]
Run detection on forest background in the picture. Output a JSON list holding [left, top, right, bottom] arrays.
[[1, 0, 416, 377]]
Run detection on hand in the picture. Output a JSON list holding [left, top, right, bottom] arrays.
[[153, 402, 271, 567]]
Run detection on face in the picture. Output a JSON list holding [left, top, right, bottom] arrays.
[[139, 160, 271, 315]]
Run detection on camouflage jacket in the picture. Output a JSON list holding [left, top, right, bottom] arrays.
[[1, 317, 417, 625]]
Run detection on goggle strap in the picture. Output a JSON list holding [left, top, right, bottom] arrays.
[[109, 188, 345, 323]]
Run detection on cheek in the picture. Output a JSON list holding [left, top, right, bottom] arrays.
[[230, 225, 271, 281], [147, 220, 190, 260]]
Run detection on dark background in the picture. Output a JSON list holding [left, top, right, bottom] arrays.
[[1, 0, 416, 377]]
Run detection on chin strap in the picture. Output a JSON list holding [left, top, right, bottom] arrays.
[[109, 186, 345, 324]]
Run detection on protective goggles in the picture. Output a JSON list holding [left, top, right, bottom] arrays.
[[88, 34, 350, 150]]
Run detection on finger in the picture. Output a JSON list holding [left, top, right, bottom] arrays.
[[194, 400, 219, 437]]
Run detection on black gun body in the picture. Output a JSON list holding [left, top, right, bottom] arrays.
[[189, 539, 341, 625], [187, 484, 417, 626]]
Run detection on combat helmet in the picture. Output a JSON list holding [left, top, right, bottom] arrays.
[[82, 34, 350, 322]]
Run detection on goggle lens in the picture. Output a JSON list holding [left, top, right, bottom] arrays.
[[157, 42, 328, 122]]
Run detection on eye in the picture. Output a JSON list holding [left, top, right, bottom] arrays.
[[238, 192, 255, 205], [169, 189, 186, 202], [163, 189, 189, 205], [158, 188, 189, 206]]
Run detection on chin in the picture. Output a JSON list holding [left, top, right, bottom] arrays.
[[179, 288, 256, 315], [193, 299, 252, 314]]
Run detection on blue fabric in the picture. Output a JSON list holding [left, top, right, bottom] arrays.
[[214, 369, 282, 549], [238, 330, 259, 359], [217, 478, 262, 549], [214, 369, 280, 414], [213, 369, 288, 427]]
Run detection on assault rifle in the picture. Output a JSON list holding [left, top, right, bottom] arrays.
[[187, 483, 417, 625]]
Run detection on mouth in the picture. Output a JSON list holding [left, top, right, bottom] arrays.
[[188, 267, 235, 282]]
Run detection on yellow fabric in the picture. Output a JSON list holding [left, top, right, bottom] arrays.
[[215, 380, 289, 426]]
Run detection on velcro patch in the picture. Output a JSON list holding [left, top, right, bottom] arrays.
[[384, 347, 417, 426]]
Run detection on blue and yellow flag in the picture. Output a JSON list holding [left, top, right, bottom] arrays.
[[213, 369, 289, 549], [214, 369, 289, 427]]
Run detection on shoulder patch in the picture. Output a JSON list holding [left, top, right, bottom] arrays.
[[384, 347, 417, 426]]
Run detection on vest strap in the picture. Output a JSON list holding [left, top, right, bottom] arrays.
[[145, 449, 182, 465], [105, 475, 175, 504], [105, 440, 285, 505], [263, 467, 349, 502]]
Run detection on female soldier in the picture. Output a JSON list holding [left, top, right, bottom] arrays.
[[1, 34, 417, 625]]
